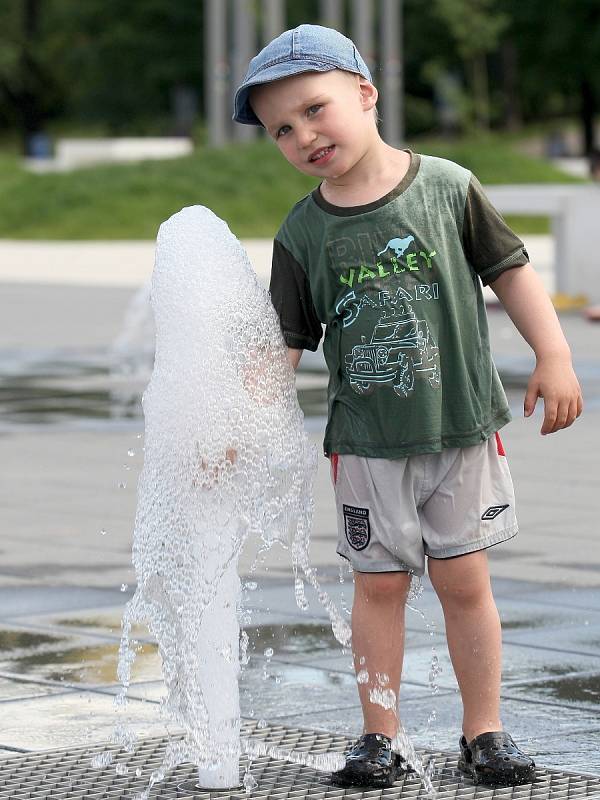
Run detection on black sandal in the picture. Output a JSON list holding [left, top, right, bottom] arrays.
[[330, 733, 410, 788], [458, 731, 536, 786]]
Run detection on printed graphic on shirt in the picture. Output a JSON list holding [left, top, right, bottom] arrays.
[[330, 231, 442, 399], [377, 235, 415, 258], [343, 504, 371, 551], [344, 300, 440, 398], [327, 229, 437, 291]]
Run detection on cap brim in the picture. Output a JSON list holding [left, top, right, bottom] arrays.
[[233, 59, 341, 126]]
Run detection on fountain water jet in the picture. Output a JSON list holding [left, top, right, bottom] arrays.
[[116, 206, 350, 795]]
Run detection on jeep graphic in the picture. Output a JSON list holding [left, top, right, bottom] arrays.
[[344, 307, 440, 397]]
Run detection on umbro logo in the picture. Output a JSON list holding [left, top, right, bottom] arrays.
[[481, 504, 509, 521]]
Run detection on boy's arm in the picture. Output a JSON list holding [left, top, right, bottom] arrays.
[[287, 348, 303, 370], [489, 263, 583, 434]]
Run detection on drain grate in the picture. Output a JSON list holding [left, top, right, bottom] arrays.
[[0, 720, 599, 799]]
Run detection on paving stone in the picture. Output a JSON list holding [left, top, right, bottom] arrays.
[[0, 676, 68, 702], [0, 690, 161, 751]]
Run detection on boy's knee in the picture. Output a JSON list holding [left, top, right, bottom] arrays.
[[354, 571, 411, 605], [430, 569, 492, 610]]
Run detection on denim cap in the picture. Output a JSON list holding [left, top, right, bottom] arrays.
[[233, 24, 372, 126]]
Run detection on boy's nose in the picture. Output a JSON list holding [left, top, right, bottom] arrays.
[[296, 125, 317, 149]]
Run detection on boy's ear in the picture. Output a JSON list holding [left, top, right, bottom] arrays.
[[358, 78, 378, 111]]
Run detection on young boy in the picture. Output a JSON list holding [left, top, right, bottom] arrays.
[[233, 24, 582, 789]]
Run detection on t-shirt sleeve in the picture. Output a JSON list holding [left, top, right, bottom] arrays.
[[269, 238, 323, 351], [462, 175, 530, 285]]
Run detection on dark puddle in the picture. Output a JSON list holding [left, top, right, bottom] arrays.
[[513, 673, 600, 705], [501, 616, 559, 630], [0, 628, 160, 684], [0, 629, 63, 650]]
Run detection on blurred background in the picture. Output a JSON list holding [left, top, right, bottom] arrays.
[[0, 0, 599, 240]]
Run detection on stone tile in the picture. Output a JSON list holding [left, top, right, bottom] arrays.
[[500, 642, 600, 684], [527, 729, 600, 775], [504, 622, 600, 656], [0, 690, 162, 751], [0, 585, 129, 619], [239, 661, 434, 723], [0, 676, 68, 702], [307, 638, 600, 698], [274, 705, 363, 739]]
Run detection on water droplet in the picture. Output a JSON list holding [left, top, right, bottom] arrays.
[[100, 529, 108, 536], [357, 669, 369, 684], [243, 771, 257, 794], [135, 767, 142, 777], [127, 449, 135, 457], [257, 719, 267, 729], [91, 752, 114, 769], [263, 647, 273, 658], [118, 481, 127, 489], [115, 763, 129, 776], [220, 644, 233, 662], [120, 583, 129, 592]]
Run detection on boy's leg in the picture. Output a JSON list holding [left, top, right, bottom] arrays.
[[427, 550, 502, 741], [352, 570, 412, 738]]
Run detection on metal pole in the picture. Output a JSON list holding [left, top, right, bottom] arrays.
[[261, 0, 285, 44], [351, 0, 375, 77], [232, 0, 256, 141], [319, 0, 344, 30], [204, 0, 229, 146], [381, 0, 404, 146]]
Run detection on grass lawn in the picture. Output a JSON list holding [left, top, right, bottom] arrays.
[[0, 133, 583, 240]]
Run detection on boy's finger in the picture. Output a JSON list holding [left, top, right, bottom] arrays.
[[541, 398, 558, 434], [577, 393, 584, 417], [563, 398, 579, 429], [552, 400, 570, 432], [523, 384, 539, 417]]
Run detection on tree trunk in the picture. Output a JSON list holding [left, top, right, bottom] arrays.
[[501, 40, 521, 132], [581, 78, 596, 156], [20, 0, 44, 156], [470, 53, 489, 130]]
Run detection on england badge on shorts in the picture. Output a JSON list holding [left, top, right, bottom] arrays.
[[343, 504, 371, 551]]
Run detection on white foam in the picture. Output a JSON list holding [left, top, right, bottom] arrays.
[[114, 206, 350, 792]]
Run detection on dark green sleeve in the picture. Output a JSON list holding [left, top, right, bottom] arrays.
[[269, 238, 323, 351], [462, 175, 529, 285]]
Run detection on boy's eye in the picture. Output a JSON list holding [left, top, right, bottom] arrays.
[[307, 104, 322, 116], [276, 125, 290, 138]]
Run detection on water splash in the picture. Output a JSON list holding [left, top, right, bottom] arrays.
[[110, 206, 351, 793]]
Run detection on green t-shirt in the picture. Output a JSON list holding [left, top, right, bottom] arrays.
[[270, 151, 528, 458]]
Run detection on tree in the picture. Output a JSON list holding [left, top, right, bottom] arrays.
[[432, 0, 508, 130], [0, 0, 62, 154], [502, 0, 600, 153]]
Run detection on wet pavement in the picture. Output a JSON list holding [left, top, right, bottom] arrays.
[[0, 265, 599, 779]]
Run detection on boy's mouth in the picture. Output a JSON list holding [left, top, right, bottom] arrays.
[[309, 145, 335, 164]]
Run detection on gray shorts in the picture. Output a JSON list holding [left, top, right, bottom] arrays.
[[331, 433, 518, 575]]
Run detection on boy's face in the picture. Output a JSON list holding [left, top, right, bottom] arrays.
[[250, 70, 378, 180]]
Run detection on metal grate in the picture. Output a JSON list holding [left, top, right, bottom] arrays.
[[0, 720, 599, 799]]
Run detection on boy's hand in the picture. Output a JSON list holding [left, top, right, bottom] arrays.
[[524, 355, 583, 435], [192, 447, 237, 489]]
